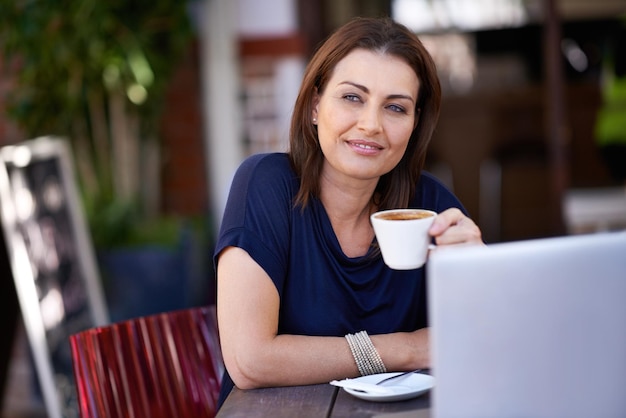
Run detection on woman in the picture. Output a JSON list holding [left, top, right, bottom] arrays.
[[214, 16, 483, 405]]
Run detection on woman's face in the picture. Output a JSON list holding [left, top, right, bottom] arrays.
[[312, 48, 419, 186]]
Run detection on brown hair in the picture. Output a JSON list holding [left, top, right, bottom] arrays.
[[288, 16, 441, 210]]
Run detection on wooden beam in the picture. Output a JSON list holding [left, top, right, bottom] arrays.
[[543, 0, 570, 235]]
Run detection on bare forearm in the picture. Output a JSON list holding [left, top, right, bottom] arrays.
[[224, 329, 430, 390], [225, 333, 354, 389], [372, 328, 430, 372]]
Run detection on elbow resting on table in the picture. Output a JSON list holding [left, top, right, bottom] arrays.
[[224, 351, 269, 390]]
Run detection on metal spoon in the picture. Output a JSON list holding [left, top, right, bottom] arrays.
[[374, 369, 427, 386]]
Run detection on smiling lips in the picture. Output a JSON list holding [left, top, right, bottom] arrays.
[[348, 140, 383, 154]]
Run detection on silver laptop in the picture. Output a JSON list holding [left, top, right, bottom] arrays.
[[427, 231, 626, 418]]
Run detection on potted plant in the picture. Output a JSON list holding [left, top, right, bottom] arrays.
[[0, 0, 202, 321]]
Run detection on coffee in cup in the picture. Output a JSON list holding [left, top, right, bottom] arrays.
[[370, 209, 437, 270]]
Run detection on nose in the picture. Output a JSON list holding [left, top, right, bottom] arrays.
[[357, 104, 382, 135]]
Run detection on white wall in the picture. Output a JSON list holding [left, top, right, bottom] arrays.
[[199, 0, 243, 231], [199, 0, 302, 231], [237, 0, 298, 36]]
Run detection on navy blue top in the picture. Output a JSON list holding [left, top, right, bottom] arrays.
[[214, 152, 466, 405]]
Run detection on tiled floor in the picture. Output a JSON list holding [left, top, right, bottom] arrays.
[[1, 324, 47, 418]]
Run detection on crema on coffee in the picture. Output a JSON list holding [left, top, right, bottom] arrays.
[[374, 211, 434, 221]]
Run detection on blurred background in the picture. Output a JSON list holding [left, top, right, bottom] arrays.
[[1, 0, 625, 416]]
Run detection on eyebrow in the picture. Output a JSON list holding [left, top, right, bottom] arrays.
[[339, 81, 416, 103]]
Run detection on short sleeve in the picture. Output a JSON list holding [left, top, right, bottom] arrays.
[[214, 153, 298, 287]]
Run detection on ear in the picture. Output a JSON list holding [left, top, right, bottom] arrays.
[[311, 89, 320, 123]]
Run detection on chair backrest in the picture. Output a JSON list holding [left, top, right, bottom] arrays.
[[70, 306, 223, 418]]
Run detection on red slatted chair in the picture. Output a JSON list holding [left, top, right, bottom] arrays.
[[69, 306, 223, 418]]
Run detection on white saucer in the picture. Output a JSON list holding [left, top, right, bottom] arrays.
[[339, 372, 434, 402]]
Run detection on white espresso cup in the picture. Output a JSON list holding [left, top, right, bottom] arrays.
[[370, 209, 437, 270]]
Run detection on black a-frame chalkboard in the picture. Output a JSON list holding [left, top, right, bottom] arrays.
[[0, 136, 108, 418]]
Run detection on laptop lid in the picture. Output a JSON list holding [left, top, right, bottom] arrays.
[[427, 231, 626, 418]]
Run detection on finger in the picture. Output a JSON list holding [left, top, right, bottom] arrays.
[[428, 208, 464, 236], [434, 217, 483, 246]]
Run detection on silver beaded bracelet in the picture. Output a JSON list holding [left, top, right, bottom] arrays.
[[345, 331, 387, 376]]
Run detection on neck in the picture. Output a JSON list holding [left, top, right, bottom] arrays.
[[319, 171, 379, 258]]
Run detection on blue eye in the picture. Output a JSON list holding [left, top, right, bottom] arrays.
[[343, 94, 361, 102], [387, 104, 406, 113]]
